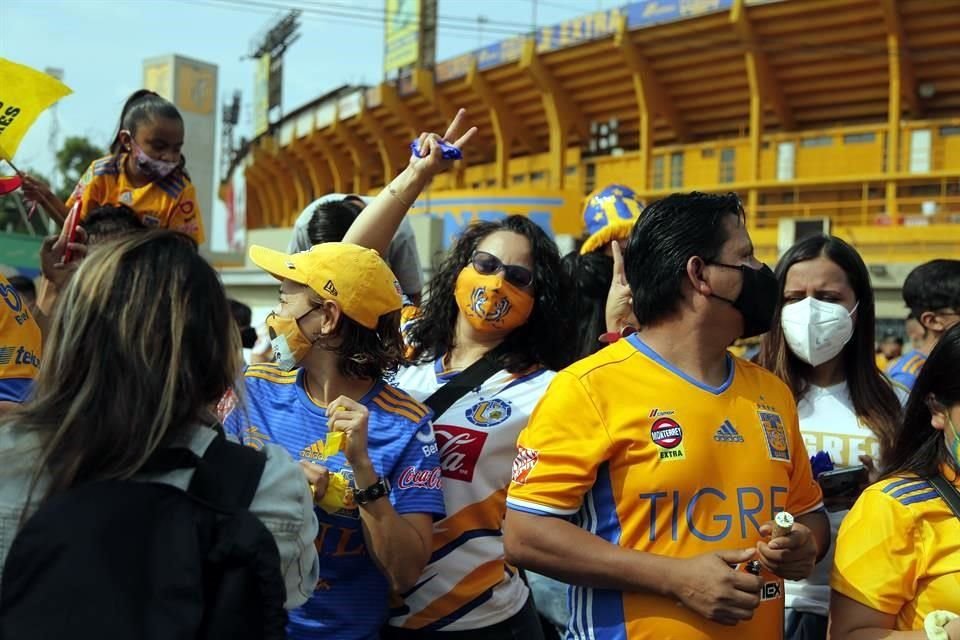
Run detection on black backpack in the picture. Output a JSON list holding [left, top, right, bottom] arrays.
[[0, 431, 288, 640]]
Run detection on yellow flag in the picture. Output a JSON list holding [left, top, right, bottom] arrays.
[[0, 58, 72, 162]]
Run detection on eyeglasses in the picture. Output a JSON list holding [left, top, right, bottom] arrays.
[[471, 251, 534, 288]]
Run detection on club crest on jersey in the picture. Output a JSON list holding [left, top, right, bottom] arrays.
[[466, 398, 512, 427], [758, 406, 790, 461], [470, 286, 511, 321], [651, 417, 686, 462]]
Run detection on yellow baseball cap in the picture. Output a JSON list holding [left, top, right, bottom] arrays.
[[249, 242, 403, 329]]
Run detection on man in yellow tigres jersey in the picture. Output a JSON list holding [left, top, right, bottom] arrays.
[[505, 193, 829, 640]]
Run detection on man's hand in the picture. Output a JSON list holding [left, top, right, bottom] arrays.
[[756, 520, 818, 580], [604, 240, 638, 334], [668, 548, 763, 626], [39, 228, 88, 290]]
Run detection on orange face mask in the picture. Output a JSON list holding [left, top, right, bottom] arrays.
[[454, 265, 534, 333]]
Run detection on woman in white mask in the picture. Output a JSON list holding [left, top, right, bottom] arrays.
[[758, 234, 907, 640]]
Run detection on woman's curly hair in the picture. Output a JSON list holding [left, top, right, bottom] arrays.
[[406, 216, 574, 373]]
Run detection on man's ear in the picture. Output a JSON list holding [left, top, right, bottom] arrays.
[[686, 256, 712, 296]]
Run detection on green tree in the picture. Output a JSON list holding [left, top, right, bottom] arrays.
[[55, 135, 104, 201]]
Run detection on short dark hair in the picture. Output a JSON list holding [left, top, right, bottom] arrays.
[[624, 192, 744, 326], [883, 322, 960, 480], [758, 235, 902, 455], [306, 200, 360, 245], [562, 249, 613, 359], [902, 259, 960, 317], [881, 333, 903, 345], [81, 204, 147, 243], [7, 275, 36, 300], [407, 216, 574, 373], [228, 299, 252, 328]]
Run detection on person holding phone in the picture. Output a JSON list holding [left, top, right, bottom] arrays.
[[758, 235, 907, 640]]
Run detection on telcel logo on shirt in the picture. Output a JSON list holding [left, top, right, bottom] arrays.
[[0, 346, 39, 368]]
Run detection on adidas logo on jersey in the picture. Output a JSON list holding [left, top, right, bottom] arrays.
[[713, 420, 744, 443], [300, 440, 327, 460]]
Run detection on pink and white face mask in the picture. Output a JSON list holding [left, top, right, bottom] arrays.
[[124, 131, 179, 179]]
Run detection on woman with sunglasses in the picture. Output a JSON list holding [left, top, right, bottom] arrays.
[[829, 323, 960, 639], [343, 122, 574, 639]]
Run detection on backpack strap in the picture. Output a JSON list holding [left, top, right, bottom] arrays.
[[929, 473, 960, 520], [189, 429, 267, 510], [423, 342, 512, 418]]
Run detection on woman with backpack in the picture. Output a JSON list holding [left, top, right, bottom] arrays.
[[0, 231, 319, 638]]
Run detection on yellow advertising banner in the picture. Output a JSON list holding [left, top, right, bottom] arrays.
[[177, 63, 215, 115], [384, 0, 420, 73], [143, 61, 172, 100], [254, 54, 270, 136]]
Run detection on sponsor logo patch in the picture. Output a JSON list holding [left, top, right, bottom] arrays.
[[511, 446, 539, 484]]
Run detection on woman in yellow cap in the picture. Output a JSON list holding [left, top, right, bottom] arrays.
[[223, 114, 479, 640]]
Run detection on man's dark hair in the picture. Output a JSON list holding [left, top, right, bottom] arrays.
[[81, 204, 147, 243], [306, 200, 361, 246], [7, 275, 36, 300], [228, 299, 252, 328], [902, 259, 960, 317], [881, 333, 903, 346], [624, 192, 745, 326]]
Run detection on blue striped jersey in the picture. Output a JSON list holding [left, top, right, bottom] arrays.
[[886, 349, 927, 390], [223, 363, 445, 640]]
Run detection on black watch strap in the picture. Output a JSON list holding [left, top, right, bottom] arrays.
[[353, 477, 390, 505]]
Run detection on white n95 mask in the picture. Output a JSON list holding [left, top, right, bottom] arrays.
[[781, 297, 858, 367]]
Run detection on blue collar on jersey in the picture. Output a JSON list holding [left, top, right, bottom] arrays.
[[627, 334, 735, 396]]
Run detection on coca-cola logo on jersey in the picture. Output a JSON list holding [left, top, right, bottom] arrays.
[[397, 466, 443, 490], [434, 424, 489, 482]]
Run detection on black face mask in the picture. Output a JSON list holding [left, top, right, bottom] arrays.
[[708, 262, 779, 339], [240, 326, 258, 349]]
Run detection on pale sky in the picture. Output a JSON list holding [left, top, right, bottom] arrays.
[[1, 0, 609, 180]]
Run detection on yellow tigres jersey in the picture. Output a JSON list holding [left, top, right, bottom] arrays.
[[506, 335, 824, 640], [0, 273, 42, 403], [66, 154, 204, 244], [831, 470, 960, 629]]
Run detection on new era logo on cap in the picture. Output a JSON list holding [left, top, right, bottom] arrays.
[[714, 420, 744, 443], [323, 280, 338, 297]]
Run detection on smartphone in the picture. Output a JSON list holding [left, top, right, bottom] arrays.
[[817, 465, 868, 498]]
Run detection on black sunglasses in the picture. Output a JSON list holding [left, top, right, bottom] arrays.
[[471, 251, 534, 288]]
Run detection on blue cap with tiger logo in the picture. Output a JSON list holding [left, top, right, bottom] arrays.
[[579, 184, 644, 255]]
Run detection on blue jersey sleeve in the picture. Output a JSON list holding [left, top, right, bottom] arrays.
[[388, 415, 445, 520], [0, 377, 32, 403]]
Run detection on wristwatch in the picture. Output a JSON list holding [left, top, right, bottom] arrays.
[[353, 476, 391, 505]]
